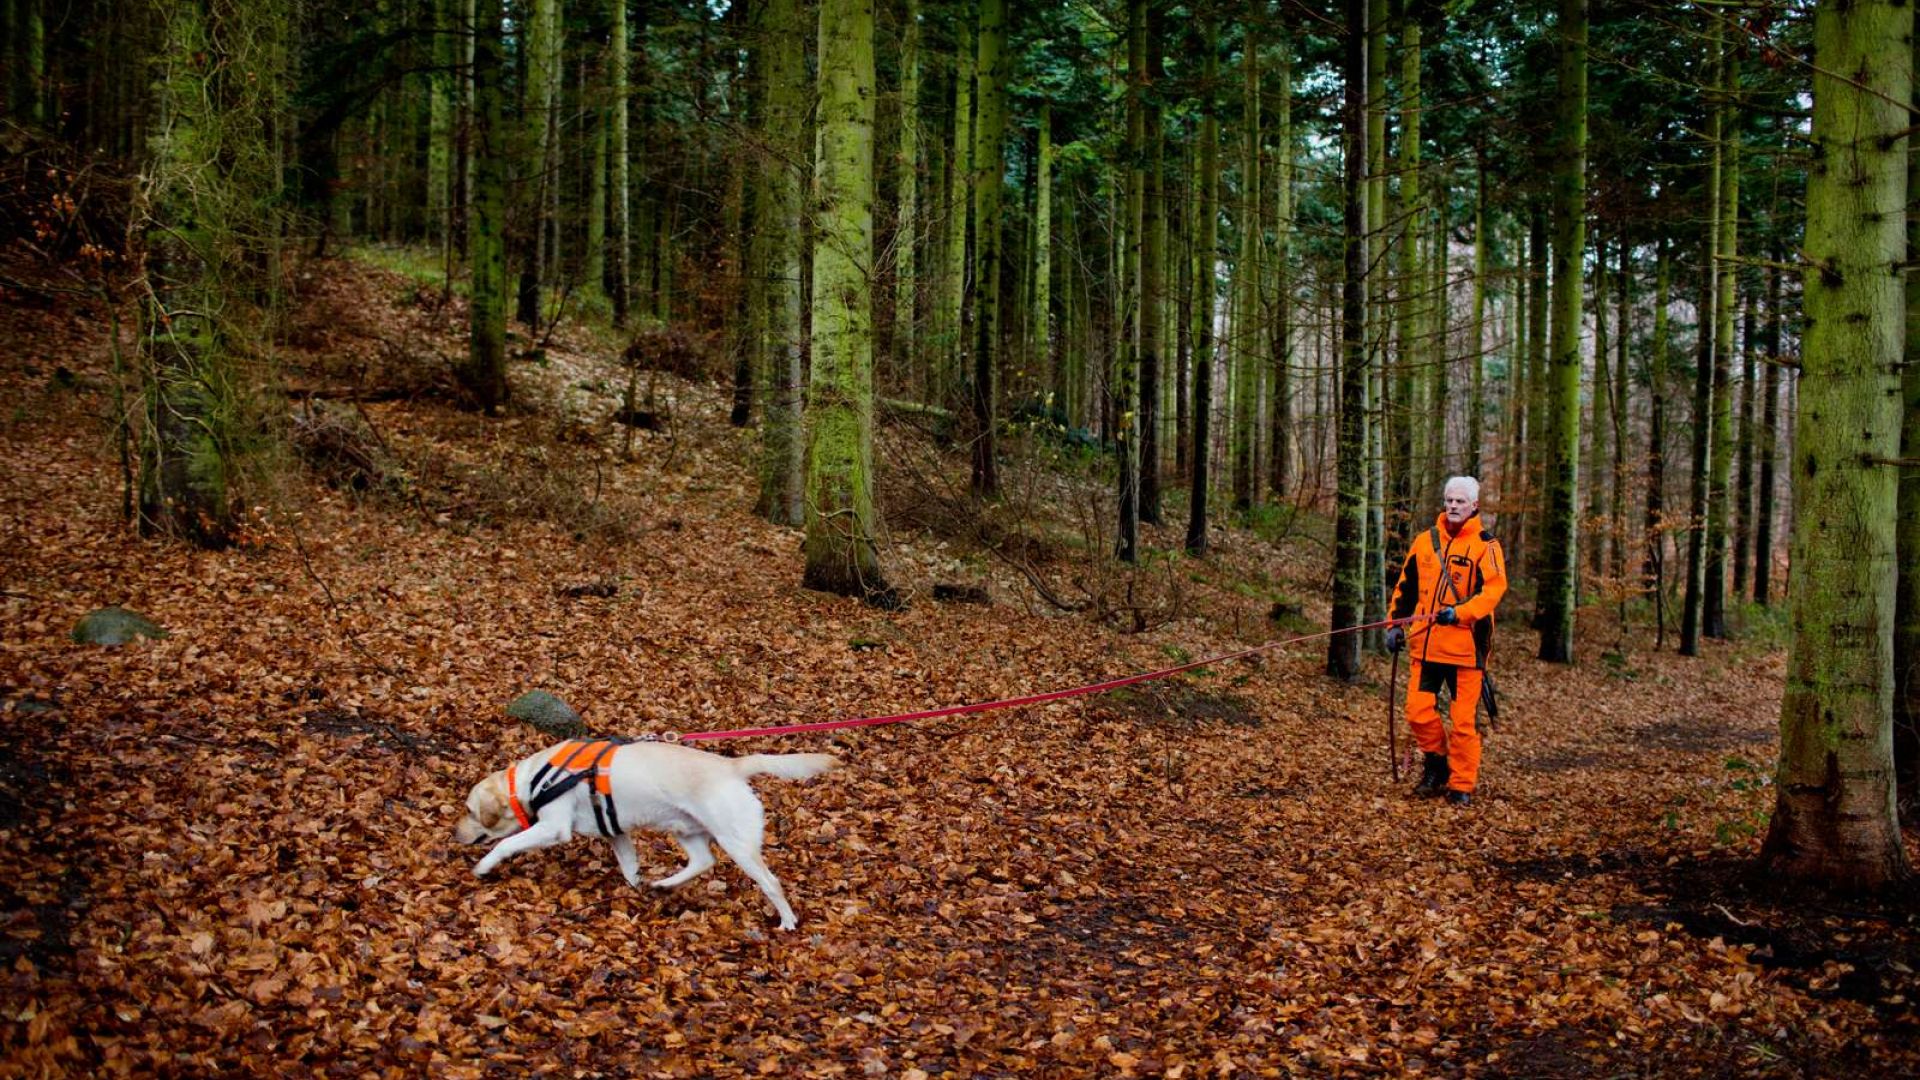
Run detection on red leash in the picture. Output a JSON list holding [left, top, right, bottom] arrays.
[[673, 613, 1432, 743]]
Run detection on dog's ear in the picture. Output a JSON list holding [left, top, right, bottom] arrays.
[[469, 772, 509, 829]]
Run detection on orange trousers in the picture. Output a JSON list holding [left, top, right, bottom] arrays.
[[1406, 661, 1483, 793]]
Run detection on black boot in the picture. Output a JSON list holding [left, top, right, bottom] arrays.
[[1413, 753, 1450, 798]]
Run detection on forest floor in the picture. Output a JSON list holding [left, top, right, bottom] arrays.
[[3, 253, 1918, 1078]]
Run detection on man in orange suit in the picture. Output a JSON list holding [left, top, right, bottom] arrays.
[[1385, 476, 1508, 806]]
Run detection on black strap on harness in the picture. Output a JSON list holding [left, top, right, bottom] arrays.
[[524, 738, 629, 837]]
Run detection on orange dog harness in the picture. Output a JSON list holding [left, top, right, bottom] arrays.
[[506, 738, 628, 837]]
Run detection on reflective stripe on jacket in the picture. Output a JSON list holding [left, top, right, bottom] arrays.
[[1389, 512, 1508, 669]]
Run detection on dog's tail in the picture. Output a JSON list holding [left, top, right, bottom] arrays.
[[731, 752, 839, 782]]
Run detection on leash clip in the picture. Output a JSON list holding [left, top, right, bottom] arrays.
[[637, 730, 682, 744]]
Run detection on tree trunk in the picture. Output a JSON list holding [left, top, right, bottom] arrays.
[[942, 21, 973, 409], [895, 0, 921, 386], [1586, 233, 1610, 582], [1232, 23, 1263, 516], [1328, 0, 1369, 681], [802, 0, 892, 605], [968, 0, 1006, 500], [1733, 297, 1756, 600], [610, 0, 631, 327], [463, 0, 509, 414], [1645, 236, 1672, 646], [1681, 231, 1714, 656], [586, 55, 608, 300], [1517, 209, 1548, 580], [1755, 257, 1780, 605], [1268, 42, 1294, 501], [1896, 18, 1920, 818], [1426, 173, 1449, 500], [1534, 0, 1586, 664], [1704, 33, 1739, 639], [1611, 231, 1631, 578], [1762, 0, 1912, 888], [755, 0, 805, 525], [1185, 26, 1219, 557], [1393, 13, 1422, 551], [1361, 0, 1388, 647], [1467, 152, 1487, 477], [428, 0, 453, 255], [1138, 8, 1164, 525]]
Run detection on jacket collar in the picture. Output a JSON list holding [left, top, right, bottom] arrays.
[[1434, 511, 1482, 541]]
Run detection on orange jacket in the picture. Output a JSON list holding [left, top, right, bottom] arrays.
[[1389, 512, 1508, 669]]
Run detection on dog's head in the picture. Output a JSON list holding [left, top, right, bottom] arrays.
[[452, 770, 518, 845]]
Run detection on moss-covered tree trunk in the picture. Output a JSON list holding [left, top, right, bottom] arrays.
[[1231, 26, 1261, 515], [802, 0, 891, 604], [1760, 0, 1912, 889], [1184, 26, 1219, 557], [1391, 13, 1422, 552], [1703, 34, 1739, 640], [427, 0, 453, 257], [1327, 0, 1369, 680], [1268, 42, 1294, 501], [464, 0, 508, 413], [1533, 0, 1585, 664], [967, 0, 1006, 499], [1360, 0, 1387, 643], [896, 0, 921, 386], [515, 0, 558, 328], [755, 0, 805, 525], [941, 19, 973, 409], [1895, 20, 1920, 817]]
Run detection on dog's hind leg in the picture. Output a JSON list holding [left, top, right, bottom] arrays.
[[611, 834, 642, 887], [710, 829, 798, 931], [650, 830, 715, 889]]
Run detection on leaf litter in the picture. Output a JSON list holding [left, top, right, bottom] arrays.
[[1, 259, 1916, 1078]]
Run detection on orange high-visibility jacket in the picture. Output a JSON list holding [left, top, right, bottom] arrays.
[[1389, 512, 1508, 669]]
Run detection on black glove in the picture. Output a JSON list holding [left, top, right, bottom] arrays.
[[1385, 626, 1405, 653], [1435, 606, 1458, 626]]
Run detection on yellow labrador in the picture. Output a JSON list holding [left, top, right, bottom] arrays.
[[454, 738, 837, 930]]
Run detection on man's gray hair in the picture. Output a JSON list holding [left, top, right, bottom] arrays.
[[1444, 476, 1481, 502]]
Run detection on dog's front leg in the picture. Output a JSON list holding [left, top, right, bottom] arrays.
[[473, 820, 571, 877], [610, 834, 641, 887]]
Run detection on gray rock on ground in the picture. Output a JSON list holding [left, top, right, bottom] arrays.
[[506, 690, 586, 738], [72, 606, 168, 646]]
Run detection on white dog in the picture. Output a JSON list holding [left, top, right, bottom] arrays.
[[453, 737, 837, 930]]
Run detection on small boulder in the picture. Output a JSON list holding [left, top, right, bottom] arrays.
[[506, 690, 585, 738], [71, 606, 168, 646]]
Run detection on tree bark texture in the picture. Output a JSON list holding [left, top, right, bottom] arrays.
[[1760, 0, 1912, 889], [1534, 0, 1586, 664], [1328, 0, 1368, 681], [802, 0, 892, 604]]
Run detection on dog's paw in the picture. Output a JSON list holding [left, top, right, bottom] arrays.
[[775, 918, 797, 932], [472, 861, 495, 878]]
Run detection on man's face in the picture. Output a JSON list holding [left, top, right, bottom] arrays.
[[1443, 486, 1478, 525]]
